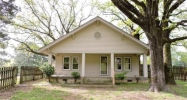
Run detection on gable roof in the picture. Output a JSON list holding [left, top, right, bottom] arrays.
[[38, 16, 149, 53]]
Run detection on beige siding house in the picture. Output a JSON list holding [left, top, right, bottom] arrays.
[[38, 16, 149, 85]]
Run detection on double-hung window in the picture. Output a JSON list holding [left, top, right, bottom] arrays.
[[115, 57, 122, 71], [72, 57, 79, 70], [63, 57, 70, 70], [124, 57, 131, 71]]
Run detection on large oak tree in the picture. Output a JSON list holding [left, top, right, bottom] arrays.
[[111, 0, 187, 92]]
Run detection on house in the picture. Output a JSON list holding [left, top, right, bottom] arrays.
[[38, 16, 149, 85]]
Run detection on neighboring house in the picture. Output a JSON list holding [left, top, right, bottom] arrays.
[[38, 16, 149, 85]]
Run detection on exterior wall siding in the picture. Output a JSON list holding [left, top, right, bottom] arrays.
[[50, 22, 147, 54], [54, 54, 139, 78], [55, 53, 82, 76]]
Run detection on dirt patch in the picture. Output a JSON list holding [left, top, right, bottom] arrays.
[[0, 80, 45, 100]]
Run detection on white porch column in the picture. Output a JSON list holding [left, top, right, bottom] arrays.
[[111, 53, 115, 85], [143, 54, 148, 77], [48, 53, 52, 65], [81, 53, 85, 83]]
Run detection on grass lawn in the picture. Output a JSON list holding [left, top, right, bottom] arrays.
[[10, 80, 187, 100]]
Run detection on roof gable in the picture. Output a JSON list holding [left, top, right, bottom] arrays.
[[38, 16, 149, 53]]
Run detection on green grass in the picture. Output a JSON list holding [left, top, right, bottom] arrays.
[[10, 80, 187, 100], [169, 80, 187, 97], [11, 88, 70, 100]]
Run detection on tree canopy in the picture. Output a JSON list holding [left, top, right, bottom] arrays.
[[0, 0, 19, 66], [8, 0, 97, 56], [111, 0, 187, 92]]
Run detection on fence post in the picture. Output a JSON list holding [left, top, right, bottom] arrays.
[[184, 72, 186, 81], [20, 66, 23, 84], [33, 67, 35, 81], [12, 67, 16, 86]]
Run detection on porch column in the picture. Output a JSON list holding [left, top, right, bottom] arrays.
[[111, 53, 115, 85], [48, 53, 52, 65], [143, 54, 148, 77], [81, 53, 85, 83]]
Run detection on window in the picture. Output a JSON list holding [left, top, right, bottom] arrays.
[[63, 57, 70, 70], [72, 57, 79, 70], [115, 57, 122, 71], [100, 56, 108, 75], [124, 57, 131, 71]]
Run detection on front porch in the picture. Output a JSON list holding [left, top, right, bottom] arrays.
[[48, 53, 148, 85]]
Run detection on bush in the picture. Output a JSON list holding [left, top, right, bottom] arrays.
[[115, 71, 128, 80], [41, 63, 55, 82], [71, 72, 80, 83]]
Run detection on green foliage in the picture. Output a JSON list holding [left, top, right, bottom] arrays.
[[0, 0, 19, 44], [171, 46, 187, 66], [115, 71, 128, 80], [71, 72, 80, 79], [40, 63, 55, 82], [71, 72, 80, 83]]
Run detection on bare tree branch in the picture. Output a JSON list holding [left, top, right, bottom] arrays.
[[131, 0, 146, 13], [111, 0, 144, 26], [170, 10, 187, 16], [170, 36, 187, 43], [11, 38, 47, 56], [168, 0, 186, 14]]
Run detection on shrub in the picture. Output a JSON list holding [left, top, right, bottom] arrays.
[[115, 71, 128, 80], [41, 63, 55, 82], [71, 72, 80, 83]]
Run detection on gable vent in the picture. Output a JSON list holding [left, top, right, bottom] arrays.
[[94, 32, 101, 39]]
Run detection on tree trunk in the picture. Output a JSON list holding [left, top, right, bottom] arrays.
[[163, 43, 176, 85], [148, 37, 166, 92]]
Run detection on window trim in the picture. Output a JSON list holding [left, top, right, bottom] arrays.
[[63, 56, 70, 70], [115, 57, 122, 71], [124, 57, 131, 71], [72, 56, 79, 70], [100, 56, 108, 75]]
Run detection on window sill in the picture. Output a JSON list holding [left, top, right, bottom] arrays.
[[72, 69, 79, 70], [63, 69, 70, 70]]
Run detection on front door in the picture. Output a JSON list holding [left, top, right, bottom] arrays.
[[100, 56, 108, 75]]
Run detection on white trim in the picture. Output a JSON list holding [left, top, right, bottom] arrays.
[[143, 54, 148, 77], [114, 57, 122, 71], [82, 53, 85, 77], [111, 53, 115, 85], [100, 56, 108, 75], [63, 56, 70, 70], [124, 57, 131, 71], [38, 16, 149, 54], [72, 56, 79, 70], [48, 54, 52, 65]]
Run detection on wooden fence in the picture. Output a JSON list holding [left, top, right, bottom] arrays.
[[173, 66, 187, 81], [140, 65, 187, 81], [0, 67, 18, 91], [20, 66, 44, 84]]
